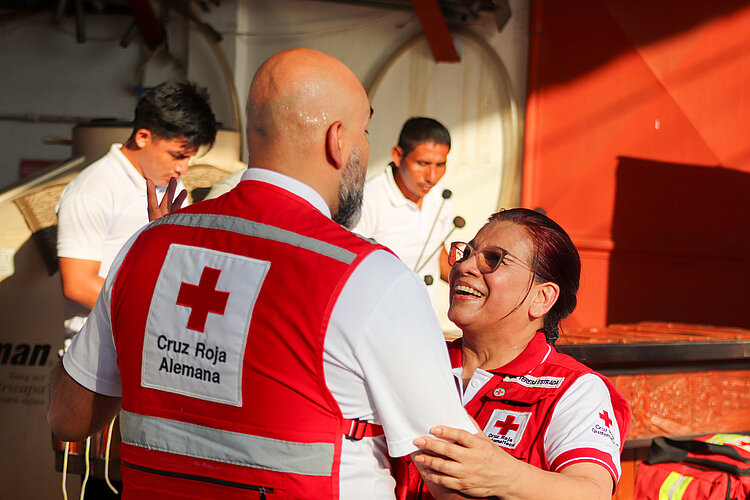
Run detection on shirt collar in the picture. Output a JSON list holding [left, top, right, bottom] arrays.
[[490, 332, 552, 376], [241, 168, 332, 219], [383, 164, 414, 208], [449, 331, 552, 377], [112, 144, 145, 190], [383, 164, 446, 209], [112, 144, 168, 198]]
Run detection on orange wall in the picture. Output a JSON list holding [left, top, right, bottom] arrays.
[[522, 0, 750, 330]]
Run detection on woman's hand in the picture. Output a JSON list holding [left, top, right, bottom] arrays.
[[412, 425, 614, 500], [413, 425, 521, 498]]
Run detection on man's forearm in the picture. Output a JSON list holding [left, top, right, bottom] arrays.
[[59, 257, 105, 309], [48, 361, 121, 442]]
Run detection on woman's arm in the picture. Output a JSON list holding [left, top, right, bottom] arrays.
[[412, 426, 613, 500]]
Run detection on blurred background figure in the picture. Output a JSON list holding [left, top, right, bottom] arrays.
[[56, 81, 217, 337], [53, 80, 216, 498], [354, 117, 455, 314]]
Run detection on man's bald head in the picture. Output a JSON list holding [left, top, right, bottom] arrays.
[[246, 48, 369, 163], [244, 48, 372, 222]]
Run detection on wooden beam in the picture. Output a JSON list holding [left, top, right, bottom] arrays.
[[410, 0, 460, 62]]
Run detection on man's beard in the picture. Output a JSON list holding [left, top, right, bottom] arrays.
[[332, 146, 366, 229]]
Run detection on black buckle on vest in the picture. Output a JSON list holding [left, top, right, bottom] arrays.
[[345, 419, 368, 441]]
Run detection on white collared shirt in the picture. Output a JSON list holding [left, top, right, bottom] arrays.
[[56, 143, 184, 278], [353, 166, 453, 312]]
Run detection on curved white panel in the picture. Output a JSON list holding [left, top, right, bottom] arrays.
[[367, 31, 522, 333]]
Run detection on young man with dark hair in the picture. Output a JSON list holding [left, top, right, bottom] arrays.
[[56, 81, 217, 330], [131, 80, 217, 153], [354, 117, 454, 313]]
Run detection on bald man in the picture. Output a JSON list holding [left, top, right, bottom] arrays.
[[48, 49, 474, 499]]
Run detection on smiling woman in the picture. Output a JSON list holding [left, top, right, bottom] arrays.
[[394, 208, 632, 500]]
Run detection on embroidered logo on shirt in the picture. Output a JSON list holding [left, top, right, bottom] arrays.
[[482, 409, 531, 449], [502, 374, 564, 389], [591, 409, 618, 446], [141, 244, 270, 407]]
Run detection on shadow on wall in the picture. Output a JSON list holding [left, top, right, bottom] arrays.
[[608, 156, 750, 329], [535, 1, 750, 89]]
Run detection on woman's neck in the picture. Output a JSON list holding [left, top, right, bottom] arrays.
[[460, 323, 539, 385]]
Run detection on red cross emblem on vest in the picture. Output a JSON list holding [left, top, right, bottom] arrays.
[[599, 410, 613, 428], [176, 266, 230, 332], [494, 415, 521, 436]]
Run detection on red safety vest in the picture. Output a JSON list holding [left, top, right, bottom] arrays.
[[111, 180, 383, 499], [395, 334, 630, 499]]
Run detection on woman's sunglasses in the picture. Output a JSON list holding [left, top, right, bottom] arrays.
[[448, 242, 534, 274]]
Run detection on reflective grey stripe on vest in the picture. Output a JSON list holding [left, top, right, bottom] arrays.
[[150, 212, 357, 264], [120, 410, 335, 476]]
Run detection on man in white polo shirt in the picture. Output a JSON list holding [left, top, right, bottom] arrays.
[[56, 81, 218, 336], [354, 117, 454, 313]]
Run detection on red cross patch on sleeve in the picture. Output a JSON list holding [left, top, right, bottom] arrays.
[[141, 244, 270, 407]]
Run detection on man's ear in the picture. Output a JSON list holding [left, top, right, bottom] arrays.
[[133, 129, 152, 149], [391, 146, 404, 167], [325, 121, 344, 170], [529, 282, 560, 319]]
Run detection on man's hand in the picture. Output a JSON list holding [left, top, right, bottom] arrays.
[[147, 177, 187, 222]]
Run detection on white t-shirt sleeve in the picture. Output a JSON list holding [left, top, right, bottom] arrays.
[[544, 373, 623, 482], [56, 191, 110, 262], [61, 229, 144, 397], [325, 249, 475, 458]]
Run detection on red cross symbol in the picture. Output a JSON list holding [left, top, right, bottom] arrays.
[[176, 267, 230, 333], [599, 410, 613, 428], [494, 415, 520, 436]]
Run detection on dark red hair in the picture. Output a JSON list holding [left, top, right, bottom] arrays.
[[487, 208, 581, 344]]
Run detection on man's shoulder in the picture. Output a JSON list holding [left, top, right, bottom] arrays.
[[62, 149, 126, 198], [318, 216, 386, 255], [164, 193, 385, 259], [363, 168, 389, 195], [339, 248, 421, 307], [82, 146, 123, 174], [358, 168, 402, 222], [353, 248, 411, 279]]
